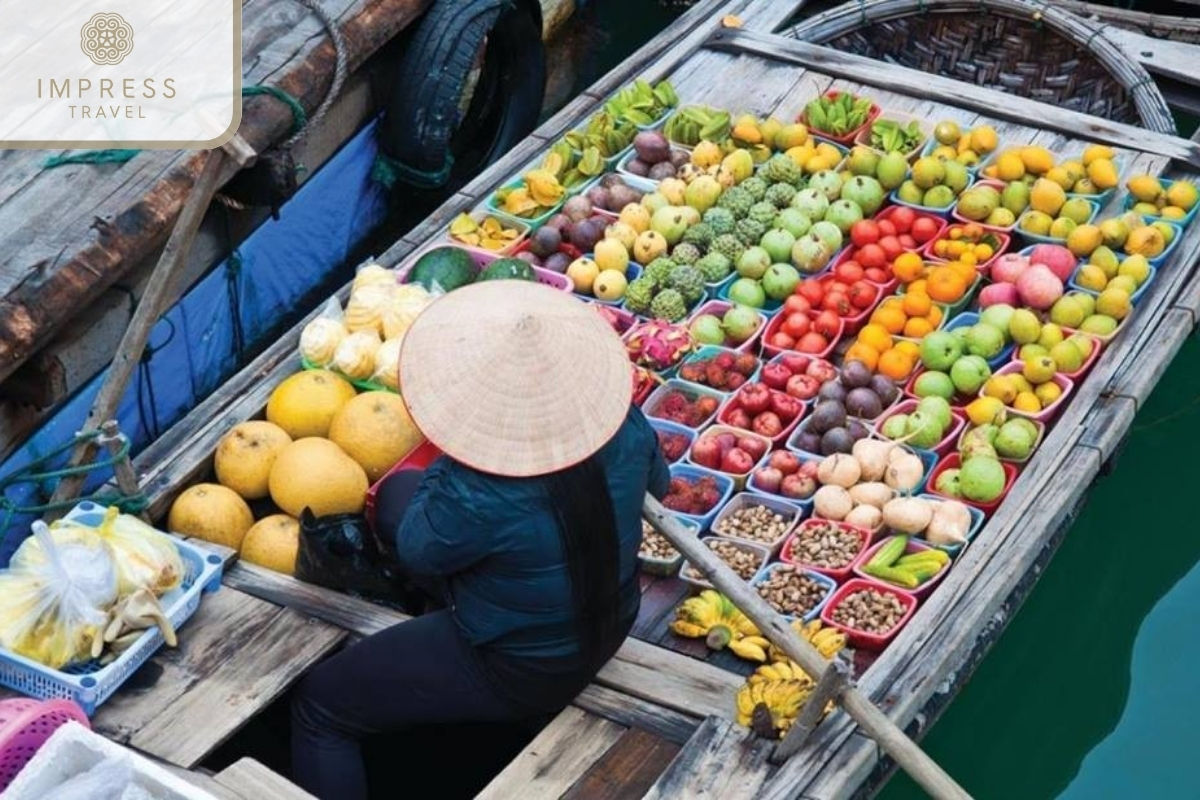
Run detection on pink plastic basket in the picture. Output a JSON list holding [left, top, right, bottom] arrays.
[[0, 698, 90, 791]]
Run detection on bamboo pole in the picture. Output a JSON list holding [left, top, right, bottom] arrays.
[[642, 495, 973, 800]]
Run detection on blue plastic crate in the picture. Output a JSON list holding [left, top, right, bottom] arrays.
[[941, 311, 1016, 370], [573, 261, 642, 306], [1067, 260, 1156, 306], [1014, 199, 1101, 246], [749, 562, 838, 622], [666, 464, 735, 531], [0, 501, 224, 716], [1115, 219, 1184, 268], [1121, 179, 1199, 228], [646, 417, 697, 466]]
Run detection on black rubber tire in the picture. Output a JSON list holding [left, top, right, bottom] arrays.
[[379, 0, 546, 192]]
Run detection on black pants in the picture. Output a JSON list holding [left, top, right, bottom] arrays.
[[290, 469, 610, 800]]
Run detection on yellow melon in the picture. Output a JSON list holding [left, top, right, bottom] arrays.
[[167, 483, 255, 550], [214, 420, 293, 500], [266, 369, 357, 439], [327, 391, 424, 482], [268, 437, 369, 518], [240, 514, 300, 574]]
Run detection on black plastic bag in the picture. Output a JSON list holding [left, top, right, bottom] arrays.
[[293, 508, 409, 605]]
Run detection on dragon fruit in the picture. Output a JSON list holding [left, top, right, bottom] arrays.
[[625, 320, 695, 371], [594, 304, 629, 335]]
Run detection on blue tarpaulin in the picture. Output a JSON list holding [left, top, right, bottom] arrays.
[[0, 118, 390, 564]]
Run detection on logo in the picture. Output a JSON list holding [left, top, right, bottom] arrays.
[[80, 13, 134, 66]]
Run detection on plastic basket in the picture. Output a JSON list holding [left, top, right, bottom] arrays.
[[760, 310, 843, 361], [1014, 200, 1102, 246], [989, 361, 1075, 423], [685, 425, 772, 490], [926, 453, 1018, 516], [615, 144, 691, 184], [642, 380, 725, 431], [1115, 220, 1184, 268], [0, 699, 90, 792], [820, 577, 919, 650], [1121, 179, 1199, 228], [709, 491, 805, 556], [438, 209, 530, 257], [365, 439, 442, 531], [779, 518, 873, 583], [572, 261, 641, 306], [887, 186, 958, 218], [745, 449, 819, 512], [955, 420, 1045, 467], [638, 516, 699, 577], [950, 179, 1019, 233], [911, 493, 987, 557], [854, 535, 951, 600], [715, 279, 784, 317], [853, 110, 932, 162], [750, 563, 837, 622], [679, 535, 770, 591], [798, 90, 881, 146], [921, 225, 1012, 273], [665, 464, 736, 531], [648, 417, 697, 467], [484, 178, 565, 230], [396, 244, 573, 293], [873, 399, 967, 459], [687, 301, 768, 353], [940, 311, 1016, 370], [1067, 261, 1156, 307], [0, 502, 223, 717], [716, 387, 806, 446], [677, 345, 764, 393], [1061, 151, 1129, 205]]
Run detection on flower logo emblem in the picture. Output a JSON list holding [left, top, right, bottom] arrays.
[[80, 13, 134, 66]]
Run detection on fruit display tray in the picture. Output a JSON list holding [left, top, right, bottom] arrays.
[[819, 578, 919, 651], [749, 562, 837, 623], [925, 453, 1019, 516]]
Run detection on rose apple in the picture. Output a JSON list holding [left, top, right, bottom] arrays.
[[781, 312, 811, 339], [752, 411, 784, 438], [768, 450, 801, 474], [760, 362, 792, 390], [888, 206, 916, 232], [911, 216, 941, 243], [798, 280, 824, 305], [857, 243, 887, 270], [848, 281, 878, 310], [783, 294, 812, 315], [876, 219, 898, 237], [737, 435, 768, 461], [726, 407, 752, 430], [737, 383, 772, 414], [715, 432, 737, 456], [878, 236, 903, 262], [786, 373, 820, 400], [720, 447, 755, 474], [781, 473, 817, 499], [770, 392, 802, 422], [690, 437, 722, 468], [780, 353, 811, 375], [898, 234, 918, 250], [813, 310, 841, 338], [822, 292, 851, 316], [864, 267, 890, 284], [754, 466, 784, 493], [797, 332, 829, 354], [806, 359, 838, 384], [850, 220, 881, 248], [834, 260, 865, 283]]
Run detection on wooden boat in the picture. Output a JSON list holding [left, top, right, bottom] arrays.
[[0, 0, 573, 463], [4, 0, 1200, 796]]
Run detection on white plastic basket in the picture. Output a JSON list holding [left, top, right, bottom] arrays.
[[3, 720, 221, 799], [0, 502, 224, 716]]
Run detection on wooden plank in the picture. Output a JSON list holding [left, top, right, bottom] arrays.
[[640, 716, 773, 800], [573, 684, 700, 746], [91, 586, 346, 768], [1101, 26, 1200, 88], [561, 728, 681, 800], [707, 28, 1200, 166], [148, 759, 245, 800], [596, 638, 741, 721], [475, 706, 625, 800], [214, 758, 318, 800]]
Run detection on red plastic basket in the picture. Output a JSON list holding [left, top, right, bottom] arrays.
[[926, 452, 1018, 516], [760, 310, 843, 361], [798, 90, 881, 146], [779, 518, 873, 582], [819, 578, 919, 650], [0, 698, 90, 792], [364, 440, 443, 532]]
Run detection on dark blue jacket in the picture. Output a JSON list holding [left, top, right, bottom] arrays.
[[394, 405, 669, 659]]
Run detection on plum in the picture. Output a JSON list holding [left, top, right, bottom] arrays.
[[809, 400, 847, 434], [820, 427, 855, 455], [845, 387, 883, 419]]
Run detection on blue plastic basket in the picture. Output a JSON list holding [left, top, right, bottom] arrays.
[[1067, 260, 1156, 306], [0, 502, 224, 716], [716, 277, 783, 316], [749, 562, 837, 622], [1120, 179, 1199, 228], [888, 186, 958, 218], [573, 261, 642, 306], [941, 311, 1016, 370], [1115, 220, 1184, 268], [666, 464, 735, 531], [646, 417, 697, 466], [1014, 199, 1101, 245]]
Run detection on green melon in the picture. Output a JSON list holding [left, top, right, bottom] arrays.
[[408, 246, 478, 292], [478, 257, 537, 282]]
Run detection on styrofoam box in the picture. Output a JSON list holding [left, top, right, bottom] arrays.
[[3, 720, 221, 799]]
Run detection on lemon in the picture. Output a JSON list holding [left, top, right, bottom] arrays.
[[995, 152, 1026, 182], [1034, 381, 1063, 407], [1082, 144, 1115, 166], [1166, 180, 1199, 211], [966, 397, 1007, 427], [1020, 146, 1055, 175], [934, 121, 962, 146], [1012, 391, 1042, 413], [970, 125, 999, 154]]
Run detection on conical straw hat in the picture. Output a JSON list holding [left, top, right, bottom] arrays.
[[398, 280, 633, 477]]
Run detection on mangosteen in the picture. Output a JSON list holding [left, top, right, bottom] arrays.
[[845, 388, 883, 419], [608, 185, 643, 211], [847, 419, 871, 441], [624, 159, 651, 177], [870, 374, 900, 406], [543, 252, 572, 274], [669, 149, 691, 168], [587, 186, 613, 211], [808, 400, 847, 435], [842, 360, 873, 389], [563, 195, 593, 223], [545, 213, 572, 230], [820, 428, 854, 455], [529, 226, 562, 258], [515, 251, 541, 266], [797, 431, 822, 453], [817, 380, 846, 404], [648, 162, 678, 181], [568, 218, 606, 252], [600, 173, 625, 189], [633, 131, 670, 164]]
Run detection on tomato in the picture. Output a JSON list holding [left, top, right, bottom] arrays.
[[833, 259, 865, 283], [770, 331, 796, 350], [850, 220, 881, 248], [796, 332, 829, 354], [878, 235, 904, 262], [898, 234, 918, 251], [857, 243, 887, 270], [888, 206, 917, 233], [863, 267, 891, 284], [911, 216, 942, 243], [781, 312, 811, 339], [876, 219, 898, 237], [822, 292, 851, 316], [798, 280, 825, 305], [783, 294, 813, 315], [813, 309, 841, 338], [848, 280, 878, 310]]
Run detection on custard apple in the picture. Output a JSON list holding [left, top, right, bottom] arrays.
[[623, 277, 655, 315], [710, 233, 746, 264], [748, 201, 778, 227], [762, 153, 802, 187], [671, 242, 702, 265], [650, 288, 687, 322], [681, 222, 714, 250], [703, 207, 736, 236], [668, 265, 705, 303], [765, 182, 797, 209], [645, 257, 678, 286], [740, 176, 768, 202], [736, 218, 766, 247], [695, 252, 733, 284], [716, 186, 754, 219]]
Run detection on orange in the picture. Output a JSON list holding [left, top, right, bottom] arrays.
[[844, 342, 880, 371], [975, 243, 994, 261], [857, 323, 893, 353], [872, 305, 908, 335], [908, 278, 929, 297], [959, 251, 978, 267], [903, 317, 934, 338], [927, 268, 967, 303], [927, 305, 944, 327], [893, 252, 924, 283], [901, 291, 932, 317], [893, 340, 921, 360], [878, 348, 916, 380]]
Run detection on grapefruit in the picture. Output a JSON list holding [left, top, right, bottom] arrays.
[[240, 514, 300, 574], [213, 420, 292, 500], [328, 391, 424, 482], [167, 483, 255, 550], [268, 438, 369, 518], [266, 369, 356, 438]]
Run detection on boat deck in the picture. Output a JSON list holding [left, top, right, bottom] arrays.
[[22, 0, 1200, 796]]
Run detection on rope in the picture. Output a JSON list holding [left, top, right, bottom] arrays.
[[371, 151, 457, 191], [42, 150, 139, 169], [242, 85, 308, 137]]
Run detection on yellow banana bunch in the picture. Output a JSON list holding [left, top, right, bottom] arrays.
[[734, 678, 812, 735], [727, 635, 771, 663], [670, 590, 760, 651], [748, 659, 814, 687], [767, 619, 848, 662]]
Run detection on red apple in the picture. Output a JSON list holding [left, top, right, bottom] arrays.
[[911, 216, 941, 243], [770, 331, 796, 350], [726, 407, 752, 430], [737, 383, 772, 414], [781, 312, 811, 339], [850, 219, 881, 248], [768, 450, 801, 474], [690, 437, 722, 469], [781, 473, 817, 500], [752, 411, 784, 438], [715, 432, 738, 456], [754, 466, 784, 493], [737, 435, 768, 461], [783, 294, 812, 315], [770, 392, 802, 422], [876, 219, 898, 237], [786, 373, 820, 400], [813, 310, 841, 338], [780, 353, 811, 375], [720, 447, 755, 474], [857, 243, 887, 270], [834, 260, 865, 283], [725, 373, 747, 390], [888, 206, 916, 233], [760, 362, 792, 390], [797, 332, 829, 354], [806, 359, 838, 384]]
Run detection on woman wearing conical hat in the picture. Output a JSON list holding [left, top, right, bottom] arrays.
[[291, 280, 670, 799]]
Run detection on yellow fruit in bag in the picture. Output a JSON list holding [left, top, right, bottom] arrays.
[[332, 330, 382, 381], [66, 506, 185, 597], [372, 337, 403, 392], [344, 284, 395, 335], [299, 317, 347, 367], [351, 263, 395, 294]]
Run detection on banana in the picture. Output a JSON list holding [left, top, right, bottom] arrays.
[[728, 637, 768, 662], [669, 620, 709, 638], [811, 627, 848, 659]]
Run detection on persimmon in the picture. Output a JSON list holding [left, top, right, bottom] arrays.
[[878, 348, 916, 380], [901, 291, 932, 318], [903, 317, 935, 338], [844, 341, 880, 371], [857, 323, 893, 353], [872, 305, 908, 335], [892, 252, 924, 283], [927, 268, 967, 303]]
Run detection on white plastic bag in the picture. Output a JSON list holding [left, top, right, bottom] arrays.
[[0, 522, 119, 669], [52, 506, 184, 597], [40, 754, 133, 800], [298, 296, 348, 368]]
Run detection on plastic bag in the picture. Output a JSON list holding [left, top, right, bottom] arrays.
[[78, 506, 183, 597], [351, 260, 397, 294], [370, 337, 403, 392], [40, 753, 133, 800], [331, 329, 382, 382], [344, 283, 396, 336], [0, 522, 119, 669], [293, 509, 411, 606], [298, 296, 348, 368]]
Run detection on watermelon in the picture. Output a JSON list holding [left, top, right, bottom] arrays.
[[409, 246, 478, 292], [478, 257, 537, 282]]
